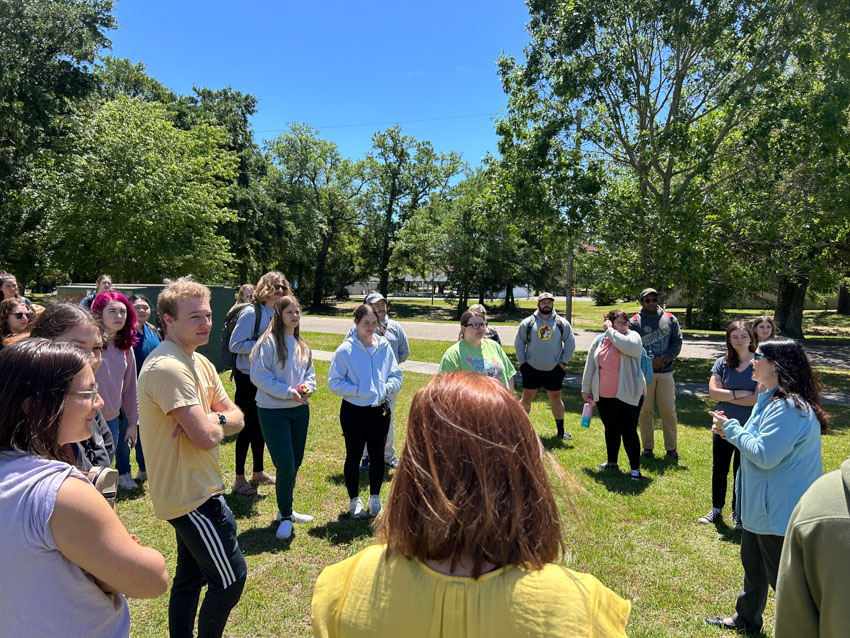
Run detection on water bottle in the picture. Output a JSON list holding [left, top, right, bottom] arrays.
[[580, 402, 593, 428]]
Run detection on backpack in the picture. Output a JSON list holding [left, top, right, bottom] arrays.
[[593, 334, 654, 384], [524, 314, 570, 344], [220, 301, 262, 369]]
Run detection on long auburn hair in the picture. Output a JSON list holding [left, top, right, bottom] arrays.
[[91, 291, 138, 351], [0, 339, 89, 460], [252, 296, 310, 369], [376, 371, 568, 577], [724, 320, 755, 368], [759, 338, 830, 432]]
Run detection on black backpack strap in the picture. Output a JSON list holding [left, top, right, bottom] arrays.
[[252, 301, 263, 340]]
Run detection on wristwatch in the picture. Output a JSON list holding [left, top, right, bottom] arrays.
[[217, 413, 226, 426]]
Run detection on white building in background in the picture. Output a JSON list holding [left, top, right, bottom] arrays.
[[346, 274, 531, 300]]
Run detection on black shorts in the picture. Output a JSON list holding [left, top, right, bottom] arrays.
[[520, 362, 566, 391]]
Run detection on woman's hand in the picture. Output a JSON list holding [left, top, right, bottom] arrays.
[[124, 424, 138, 447], [709, 410, 728, 437], [603, 319, 613, 330], [581, 392, 594, 404]]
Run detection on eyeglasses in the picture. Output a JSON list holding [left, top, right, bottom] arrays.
[[273, 284, 287, 291], [70, 383, 99, 408], [11, 312, 32, 320], [465, 322, 487, 329]]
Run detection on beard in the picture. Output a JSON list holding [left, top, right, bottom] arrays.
[[538, 306, 552, 315]]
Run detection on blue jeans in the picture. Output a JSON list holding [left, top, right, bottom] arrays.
[[111, 414, 145, 475]]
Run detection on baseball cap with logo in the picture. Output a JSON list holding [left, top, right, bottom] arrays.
[[537, 292, 555, 302], [365, 292, 386, 305]]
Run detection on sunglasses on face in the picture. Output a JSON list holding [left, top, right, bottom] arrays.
[[753, 352, 770, 360], [642, 297, 658, 303], [273, 284, 287, 291], [11, 312, 32, 320]]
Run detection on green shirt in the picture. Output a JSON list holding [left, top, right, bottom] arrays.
[[439, 339, 516, 389]]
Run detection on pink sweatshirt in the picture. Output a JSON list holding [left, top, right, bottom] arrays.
[[597, 336, 621, 398], [96, 342, 139, 425]]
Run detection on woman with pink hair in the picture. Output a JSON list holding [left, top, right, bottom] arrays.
[[91, 291, 140, 491]]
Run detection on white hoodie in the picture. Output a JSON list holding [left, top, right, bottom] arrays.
[[328, 334, 403, 407]]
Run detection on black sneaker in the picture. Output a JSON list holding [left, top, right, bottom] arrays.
[[559, 431, 573, 441], [596, 462, 619, 471], [629, 470, 642, 480], [666, 450, 681, 461], [641, 449, 653, 458]]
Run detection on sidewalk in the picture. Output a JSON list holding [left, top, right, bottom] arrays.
[[310, 350, 850, 406]]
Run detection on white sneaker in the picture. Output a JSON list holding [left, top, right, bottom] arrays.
[[367, 494, 382, 517], [117, 473, 136, 490], [276, 510, 314, 523], [275, 519, 293, 540], [134, 470, 147, 481], [350, 497, 366, 519]]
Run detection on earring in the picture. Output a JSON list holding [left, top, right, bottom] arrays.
[[771, 371, 777, 376]]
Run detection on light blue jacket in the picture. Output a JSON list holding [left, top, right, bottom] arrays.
[[328, 334, 403, 407], [228, 304, 274, 374], [345, 317, 410, 365], [723, 389, 822, 536], [250, 334, 316, 410]]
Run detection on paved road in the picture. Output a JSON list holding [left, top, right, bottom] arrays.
[[301, 316, 850, 365]]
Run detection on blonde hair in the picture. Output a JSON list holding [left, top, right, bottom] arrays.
[[254, 271, 292, 305], [156, 276, 210, 334], [236, 284, 254, 304]]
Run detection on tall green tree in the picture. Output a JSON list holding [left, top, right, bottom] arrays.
[[27, 96, 238, 282], [363, 126, 463, 297], [0, 0, 115, 281]]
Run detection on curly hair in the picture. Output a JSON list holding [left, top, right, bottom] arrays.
[[759, 338, 830, 432], [254, 271, 292, 305], [91, 291, 138, 351], [0, 298, 30, 339]]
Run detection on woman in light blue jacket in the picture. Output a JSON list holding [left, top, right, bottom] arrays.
[[328, 304, 403, 519], [705, 339, 827, 636], [250, 296, 316, 541]]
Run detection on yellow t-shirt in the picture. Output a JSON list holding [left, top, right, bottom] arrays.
[[311, 545, 631, 638], [137, 340, 229, 520]]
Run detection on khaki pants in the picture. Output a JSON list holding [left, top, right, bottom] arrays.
[[639, 371, 677, 451]]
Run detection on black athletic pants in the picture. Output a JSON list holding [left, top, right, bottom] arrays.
[[167, 495, 247, 638], [233, 368, 265, 475], [596, 396, 643, 470], [712, 433, 740, 511], [340, 400, 390, 498]]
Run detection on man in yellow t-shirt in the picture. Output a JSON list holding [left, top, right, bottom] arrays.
[[138, 277, 245, 638]]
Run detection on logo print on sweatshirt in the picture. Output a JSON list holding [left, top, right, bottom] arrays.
[[464, 356, 503, 379], [537, 325, 553, 341]]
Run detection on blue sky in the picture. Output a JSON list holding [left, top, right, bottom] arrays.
[[106, 1, 531, 166]]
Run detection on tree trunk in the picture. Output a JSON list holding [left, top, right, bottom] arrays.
[[478, 288, 485, 305], [565, 251, 574, 323], [685, 305, 693, 328], [311, 235, 333, 311], [837, 284, 850, 315], [775, 275, 808, 339]]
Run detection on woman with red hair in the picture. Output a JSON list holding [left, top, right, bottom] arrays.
[[91, 291, 139, 491], [312, 370, 631, 637]]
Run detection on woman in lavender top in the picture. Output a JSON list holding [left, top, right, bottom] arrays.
[[0, 339, 167, 636]]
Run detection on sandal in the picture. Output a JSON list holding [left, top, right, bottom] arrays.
[[232, 481, 257, 496], [251, 472, 276, 486]]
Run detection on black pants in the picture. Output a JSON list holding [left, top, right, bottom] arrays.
[[167, 495, 247, 638], [712, 433, 740, 511], [233, 368, 265, 475], [596, 396, 643, 470], [340, 400, 390, 498], [733, 530, 784, 633]]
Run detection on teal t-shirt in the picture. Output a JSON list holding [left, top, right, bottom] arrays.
[[439, 339, 517, 388]]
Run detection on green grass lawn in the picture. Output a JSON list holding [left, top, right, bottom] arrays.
[[120, 363, 849, 637], [303, 297, 850, 336]]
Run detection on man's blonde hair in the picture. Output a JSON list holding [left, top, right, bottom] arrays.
[[157, 276, 210, 334]]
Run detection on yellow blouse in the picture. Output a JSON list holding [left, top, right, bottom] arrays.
[[312, 545, 630, 638]]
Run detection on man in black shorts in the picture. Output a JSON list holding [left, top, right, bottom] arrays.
[[515, 293, 576, 440]]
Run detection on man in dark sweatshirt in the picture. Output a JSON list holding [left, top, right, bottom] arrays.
[[629, 288, 683, 460]]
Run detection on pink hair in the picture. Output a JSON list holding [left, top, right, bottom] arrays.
[[91, 291, 138, 351]]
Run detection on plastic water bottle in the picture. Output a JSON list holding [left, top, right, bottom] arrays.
[[580, 402, 593, 428]]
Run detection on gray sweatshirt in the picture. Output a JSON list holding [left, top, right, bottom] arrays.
[[628, 307, 682, 374], [250, 334, 316, 409], [514, 310, 576, 371], [229, 304, 274, 374]]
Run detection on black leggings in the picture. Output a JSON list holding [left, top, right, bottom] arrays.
[[596, 396, 643, 470], [712, 432, 740, 511], [232, 368, 265, 475], [340, 400, 390, 498]]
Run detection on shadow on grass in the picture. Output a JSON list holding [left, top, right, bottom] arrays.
[[237, 522, 294, 556], [715, 523, 743, 546], [307, 515, 375, 545], [540, 434, 575, 452], [223, 492, 267, 519], [327, 471, 394, 488], [581, 467, 652, 495], [116, 484, 146, 502], [638, 454, 689, 476]]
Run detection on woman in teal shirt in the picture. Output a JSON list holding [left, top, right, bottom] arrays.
[[439, 309, 516, 390]]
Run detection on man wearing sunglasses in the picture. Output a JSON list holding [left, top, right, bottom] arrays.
[[515, 292, 576, 440], [630, 288, 683, 460]]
